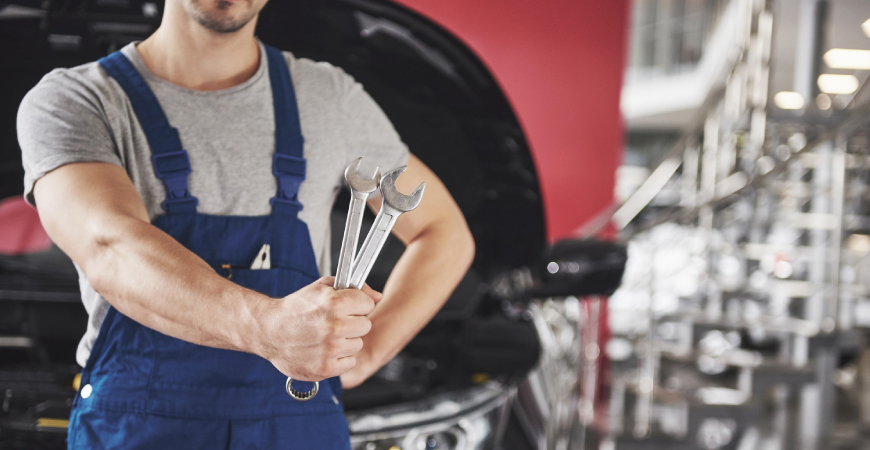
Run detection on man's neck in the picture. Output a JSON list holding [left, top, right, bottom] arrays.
[[137, 8, 260, 91]]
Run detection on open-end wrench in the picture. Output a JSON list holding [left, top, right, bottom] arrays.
[[348, 166, 425, 290], [286, 157, 379, 401], [334, 157, 380, 290]]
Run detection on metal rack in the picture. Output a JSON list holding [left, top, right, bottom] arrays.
[[604, 0, 870, 448]]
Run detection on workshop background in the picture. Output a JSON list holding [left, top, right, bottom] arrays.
[[3, 0, 870, 450]]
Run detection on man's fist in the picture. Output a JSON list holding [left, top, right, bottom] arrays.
[[250, 277, 381, 381]]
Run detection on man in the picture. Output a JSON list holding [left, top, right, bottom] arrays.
[[16, 0, 474, 448]]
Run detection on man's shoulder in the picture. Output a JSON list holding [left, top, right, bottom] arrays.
[[281, 50, 349, 79], [39, 56, 113, 88], [24, 58, 118, 110], [279, 50, 358, 100]]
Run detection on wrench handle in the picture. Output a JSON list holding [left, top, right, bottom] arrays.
[[334, 194, 368, 290], [348, 206, 399, 290]]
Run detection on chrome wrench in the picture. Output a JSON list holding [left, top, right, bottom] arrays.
[[334, 157, 381, 290], [348, 166, 425, 290], [286, 157, 379, 401]]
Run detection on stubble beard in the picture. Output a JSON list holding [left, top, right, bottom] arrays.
[[183, 0, 259, 34]]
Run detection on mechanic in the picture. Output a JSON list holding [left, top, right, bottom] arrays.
[[16, 0, 474, 448]]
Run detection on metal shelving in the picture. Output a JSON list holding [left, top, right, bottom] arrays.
[[605, 0, 870, 448]]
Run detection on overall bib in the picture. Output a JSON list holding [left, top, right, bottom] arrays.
[[67, 46, 351, 449]]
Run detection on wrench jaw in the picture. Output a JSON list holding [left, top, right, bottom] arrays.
[[346, 166, 426, 289], [344, 157, 380, 194], [380, 166, 426, 212]]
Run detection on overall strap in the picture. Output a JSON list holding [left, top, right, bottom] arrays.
[[99, 51, 198, 214], [264, 45, 306, 216]]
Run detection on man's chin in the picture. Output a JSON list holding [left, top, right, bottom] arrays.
[[198, 16, 253, 34], [184, 0, 260, 34]]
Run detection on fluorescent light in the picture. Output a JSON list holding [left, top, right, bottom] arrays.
[[863, 18, 870, 38], [774, 91, 804, 109], [818, 74, 859, 94], [824, 49, 870, 70]]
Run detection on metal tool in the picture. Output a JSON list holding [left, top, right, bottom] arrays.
[[348, 166, 425, 290], [285, 378, 319, 401], [334, 158, 381, 290], [286, 157, 380, 401]]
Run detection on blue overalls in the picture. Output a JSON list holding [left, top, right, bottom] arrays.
[[67, 46, 351, 449]]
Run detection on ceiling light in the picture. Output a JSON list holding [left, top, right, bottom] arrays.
[[863, 18, 870, 38], [773, 91, 804, 109], [818, 74, 859, 94], [823, 48, 870, 69]]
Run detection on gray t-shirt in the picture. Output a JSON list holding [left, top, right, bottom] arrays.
[[17, 42, 408, 366]]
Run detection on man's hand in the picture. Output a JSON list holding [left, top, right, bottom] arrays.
[[252, 277, 382, 381]]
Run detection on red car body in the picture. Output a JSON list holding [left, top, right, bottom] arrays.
[[392, 0, 629, 241]]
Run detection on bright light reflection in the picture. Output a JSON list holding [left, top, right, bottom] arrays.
[[863, 18, 870, 38], [823, 48, 870, 70], [547, 262, 559, 274], [817, 93, 832, 110], [818, 74, 859, 94], [773, 91, 804, 110]]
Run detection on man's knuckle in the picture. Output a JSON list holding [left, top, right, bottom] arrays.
[[329, 318, 344, 337], [324, 338, 340, 355], [330, 293, 347, 309]]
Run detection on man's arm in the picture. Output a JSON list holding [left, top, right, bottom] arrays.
[[34, 162, 379, 381], [341, 154, 475, 388]]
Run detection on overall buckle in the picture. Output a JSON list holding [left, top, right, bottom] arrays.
[[152, 150, 192, 178], [153, 150, 198, 213], [272, 154, 306, 209]]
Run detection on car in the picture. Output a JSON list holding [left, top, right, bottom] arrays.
[[0, 1, 628, 449]]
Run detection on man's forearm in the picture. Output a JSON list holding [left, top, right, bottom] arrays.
[[348, 219, 474, 383], [33, 163, 265, 355], [83, 213, 264, 353]]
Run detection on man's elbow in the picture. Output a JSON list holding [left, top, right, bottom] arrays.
[[78, 231, 118, 297], [76, 214, 136, 296], [451, 215, 475, 272]]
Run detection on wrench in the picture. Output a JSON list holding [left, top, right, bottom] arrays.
[[348, 166, 425, 290], [286, 157, 379, 401], [334, 157, 380, 290]]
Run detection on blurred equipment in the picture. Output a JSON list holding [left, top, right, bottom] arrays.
[[530, 240, 628, 299], [608, 0, 870, 449]]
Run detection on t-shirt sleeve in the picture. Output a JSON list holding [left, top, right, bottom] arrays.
[[329, 65, 410, 178], [17, 69, 122, 207]]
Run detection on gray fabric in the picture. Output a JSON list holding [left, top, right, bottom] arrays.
[[17, 41, 408, 366]]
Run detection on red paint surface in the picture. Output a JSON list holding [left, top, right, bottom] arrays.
[[0, 196, 51, 255], [391, 0, 629, 241]]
